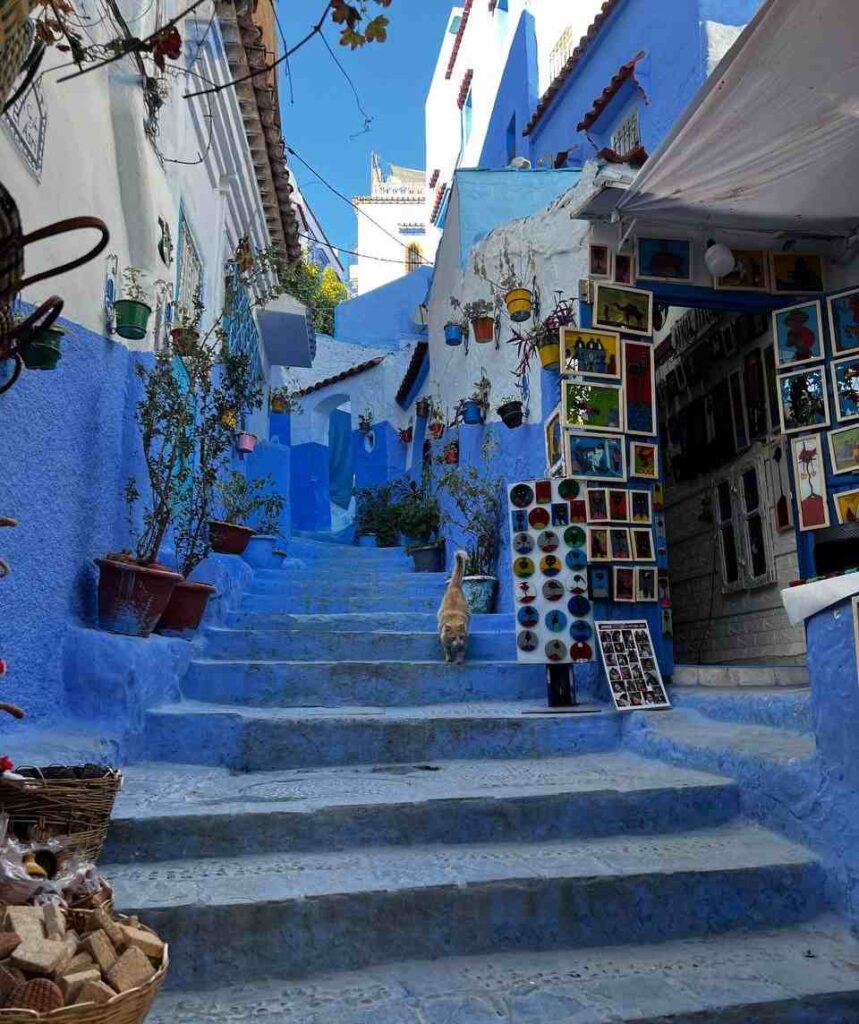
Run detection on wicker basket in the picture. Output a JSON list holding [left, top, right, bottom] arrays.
[[0, 913, 167, 1023], [0, 766, 123, 865]]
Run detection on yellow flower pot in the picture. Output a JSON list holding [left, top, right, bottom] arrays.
[[504, 288, 533, 323], [270, 396, 287, 413], [538, 340, 560, 369]]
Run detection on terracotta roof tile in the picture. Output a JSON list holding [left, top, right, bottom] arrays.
[[445, 0, 473, 80], [576, 51, 644, 132], [457, 68, 474, 109], [396, 342, 429, 405], [296, 356, 384, 397]]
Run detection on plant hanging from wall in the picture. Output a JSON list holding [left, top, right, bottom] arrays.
[[358, 407, 374, 434], [114, 268, 153, 341], [270, 377, 305, 415], [171, 283, 204, 357], [445, 298, 469, 349], [463, 299, 496, 345]]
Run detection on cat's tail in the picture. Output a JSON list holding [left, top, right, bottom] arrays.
[[450, 549, 467, 587]]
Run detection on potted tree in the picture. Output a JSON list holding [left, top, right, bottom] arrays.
[[171, 284, 204, 357], [354, 482, 400, 547], [464, 299, 495, 344], [210, 471, 283, 555], [114, 267, 153, 341], [497, 393, 525, 428], [438, 463, 502, 613], [395, 476, 444, 572]]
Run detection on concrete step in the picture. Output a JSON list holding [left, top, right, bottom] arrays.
[[144, 916, 859, 1023], [240, 593, 445, 613], [106, 823, 823, 990], [183, 659, 543, 707], [224, 611, 515, 631], [284, 541, 412, 563], [103, 753, 740, 863], [673, 663, 809, 688], [144, 700, 622, 770], [253, 568, 447, 585], [247, 577, 448, 599], [670, 686, 812, 734], [203, 627, 514, 661]]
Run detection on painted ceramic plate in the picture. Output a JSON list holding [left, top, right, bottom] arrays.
[[569, 619, 593, 641], [570, 640, 593, 662], [545, 609, 567, 633], [537, 530, 560, 552], [513, 532, 534, 554], [528, 507, 550, 529], [543, 579, 565, 602], [564, 526, 586, 548], [510, 484, 534, 508], [517, 606, 540, 628], [514, 582, 537, 604], [545, 639, 567, 662], [558, 479, 580, 500], [565, 548, 588, 569], [517, 630, 540, 652], [568, 595, 591, 617], [540, 554, 563, 577], [513, 557, 535, 579]]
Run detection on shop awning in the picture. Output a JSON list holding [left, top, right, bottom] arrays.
[[615, 0, 859, 240]]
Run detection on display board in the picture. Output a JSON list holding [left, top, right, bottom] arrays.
[[508, 478, 596, 665], [595, 620, 670, 710]]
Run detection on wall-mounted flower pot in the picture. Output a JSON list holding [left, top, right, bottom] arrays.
[[359, 421, 372, 435], [270, 395, 288, 414], [538, 338, 561, 370], [497, 400, 524, 429], [441, 441, 459, 465], [399, 427, 413, 444], [114, 299, 152, 341], [209, 519, 255, 555], [462, 399, 484, 425], [95, 557, 182, 637], [428, 421, 445, 440], [462, 575, 498, 613], [171, 326, 199, 357], [242, 534, 283, 570], [444, 322, 464, 346], [220, 408, 238, 430], [21, 327, 63, 370], [411, 542, 445, 573], [415, 398, 431, 419], [235, 431, 258, 455], [471, 316, 495, 344], [157, 579, 216, 633], [504, 288, 533, 322]]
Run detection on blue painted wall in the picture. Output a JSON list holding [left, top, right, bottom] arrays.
[[335, 268, 432, 350], [479, 12, 540, 170], [290, 442, 331, 532]]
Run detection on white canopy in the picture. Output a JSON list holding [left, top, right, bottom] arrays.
[[616, 0, 859, 239]]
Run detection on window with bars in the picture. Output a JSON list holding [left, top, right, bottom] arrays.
[[176, 210, 204, 315], [611, 108, 641, 158], [549, 26, 575, 81], [405, 244, 423, 273], [714, 459, 775, 593]]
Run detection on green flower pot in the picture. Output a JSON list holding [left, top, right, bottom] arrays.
[[114, 299, 152, 341], [21, 328, 63, 370]]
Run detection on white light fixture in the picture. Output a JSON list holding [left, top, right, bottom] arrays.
[[704, 241, 735, 279]]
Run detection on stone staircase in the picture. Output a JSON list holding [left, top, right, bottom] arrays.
[[101, 540, 859, 1021]]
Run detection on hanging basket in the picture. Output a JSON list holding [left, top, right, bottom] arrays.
[[444, 322, 463, 346], [0, 765, 122, 864], [113, 300, 152, 342], [19, 325, 63, 370], [497, 400, 524, 428], [538, 337, 560, 370], [471, 316, 495, 343], [415, 398, 431, 419], [462, 399, 484, 425], [504, 288, 533, 323], [235, 431, 257, 455], [270, 395, 288, 414]]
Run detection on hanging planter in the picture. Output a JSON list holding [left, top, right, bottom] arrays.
[[444, 321, 464, 346], [428, 419, 445, 440], [537, 333, 561, 370], [95, 557, 182, 638], [235, 431, 258, 455], [462, 399, 484, 425], [415, 397, 431, 419], [171, 325, 199, 357], [20, 325, 64, 370], [399, 426, 413, 444], [497, 399, 524, 429], [270, 393, 288, 413], [220, 407, 238, 430], [113, 299, 152, 341], [157, 579, 216, 633], [440, 439, 459, 465], [504, 288, 533, 322], [471, 316, 495, 344]]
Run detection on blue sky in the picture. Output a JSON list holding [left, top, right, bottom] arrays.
[[277, 0, 453, 266]]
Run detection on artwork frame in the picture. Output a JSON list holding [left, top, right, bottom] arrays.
[[596, 619, 670, 711], [613, 567, 635, 603], [560, 327, 621, 380], [828, 423, 859, 476], [631, 528, 655, 562], [830, 355, 859, 423], [544, 407, 565, 476], [790, 434, 830, 530], [777, 366, 830, 434], [770, 252, 825, 296], [635, 237, 692, 284], [630, 490, 652, 524], [635, 567, 658, 602], [589, 243, 611, 279], [613, 252, 633, 285], [593, 282, 653, 338], [608, 488, 629, 523], [565, 431, 627, 482], [713, 248, 770, 293], [586, 488, 609, 523], [772, 300, 825, 370], [827, 287, 859, 356], [609, 527, 632, 561], [834, 488, 859, 524], [630, 441, 659, 480], [587, 526, 610, 562], [562, 380, 625, 433], [623, 339, 657, 436]]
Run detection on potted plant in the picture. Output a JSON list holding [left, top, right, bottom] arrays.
[[464, 299, 495, 344], [20, 323, 65, 370], [399, 425, 413, 444], [171, 284, 204, 357], [460, 372, 490, 425], [415, 397, 431, 419], [210, 470, 283, 555], [358, 408, 374, 435], [243, 508, 287, 570], [537, 294, 577, 370], [114, 267, 153, 341], [354, 482, 400, 547], [497, 393, 525, 428], [444, 298, 467, 346], [500, 244, 535, 322], [235, 431, 258, 455], [394, 476, 444, 572], [428, 405, 445, 440], [270, 380, 303, 415], [439, 439, 459, 465]]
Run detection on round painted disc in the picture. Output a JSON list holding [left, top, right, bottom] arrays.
[[545, 639, 567, 662], [517, 629, 540, 652], [569, 572, 588, 594], [558, 479, 580, 500], [528, 507, 550, 529], [570, 640, 593, 662], [542, 579, 565, 602], [569, 619, 593, 641], [515, 582, 537, 604], [513, 557, 535, 579], [537, 530, 560, 552], [517, 606, 540, 628], [513, 532, 534, 554], [563, 525, 586, 548], [545, 609, 568, 633], [540, 554, 562, 577], [565, 548, 588, 569], [510, 484, 534, 508], [568, 594, 592, 617]]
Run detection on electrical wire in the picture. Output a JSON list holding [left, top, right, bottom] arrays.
[[268, 0, 294, 106], [318, 28, 372, 138], [296, 231, 433, 267]]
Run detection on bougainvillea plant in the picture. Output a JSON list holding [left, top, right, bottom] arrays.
[[331, 0, 392, 49]]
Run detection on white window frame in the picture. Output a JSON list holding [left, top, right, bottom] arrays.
[[714, 456, 777, 594], [611, 107, 641, 158]]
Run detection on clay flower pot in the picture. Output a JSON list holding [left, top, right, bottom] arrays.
[[399, 427, 413, 444], [209, 520, 255, 555], [158, 579, 216, 632], [114, 299, 152, 341], [270, 395, 288, 413], [504, 288, 533, 322], [428, 421, 445, 440], [95, 558, 182, 637], [235, 432, 258, 455], [471, 316, 495, 343], [444, 322, 463, 346]]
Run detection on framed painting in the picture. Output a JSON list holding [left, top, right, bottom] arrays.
[[614, 252, 633, 285], [770, 253, 825, 295], [636, 237, 692, 284], [831, 355, 859, 422], [631, 528, 655, 562], [772, 300, 824, 370], [630, 441, 659, 480], [586, 488, 609, 522], [608, 488, 629, 523], [613, 567, 635, 602], [713, 249, 769, 292], [834, 488, 859, 524], [828, 423, 859, 475], [777, 366, 830, 434], [565, 431, 627, 482], [544, 407, 565, 476], [587, 526, 610, 562], [593, 283, 653, 338], [635, 567, 658, 602], [589, 244, 611, 279], [827, 287, 859, 356], [561, 327, 621, 380], [591, 567, 610, 598], [630, 490, 652, 524], [562, 381, 624, 432], [790, 434, 830, 530], [623, 340, 657, 436], [609, 527, 632, 561]]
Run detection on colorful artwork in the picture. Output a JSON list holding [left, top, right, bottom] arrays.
[[635, 567, 658, 602], [631, 528, 655, 561], [613, 568, 635, 602], [713, 249, 769, 292], [589, 244, 611, 279], [591, 567, 610, 598], [596, 620, 670, 711], [772, 301, 824, 370], [593, 283, 653, 337], [778, 367, 830, 433], [609, 527, 632, 561], [587, 526, 610, 562], [630, 441, 658, 480], [544, 407, 564, 475], [561, 328, 621, 380], [834, 488, 859, 524], [790, 434, 830, 530], [565, 432, 627, 482], [831, 356, 859, 422], [608, 488, 629, 522], [827, 287, 859, 356], [828, 423, 859, 475], [586, 488, 608, 522], [614, 253, 633, 285], [636, 237, 692, 283], [623, 340, 656, 436], [562, 382, 624, 432], [630, 490, 652, 524], [770, 253, 825, 295]]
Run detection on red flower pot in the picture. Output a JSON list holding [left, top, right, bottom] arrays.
[[208, 520, 255, 555], [235, 432, 258, 455], [471, 316, 495, 343], [95, 558, 182, 637], [158, 579, 217, 632]]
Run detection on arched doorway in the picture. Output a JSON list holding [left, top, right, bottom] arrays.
[[327, 399, 355, 533]]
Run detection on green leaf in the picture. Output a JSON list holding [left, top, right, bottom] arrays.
[[364, 14, 388, 42]]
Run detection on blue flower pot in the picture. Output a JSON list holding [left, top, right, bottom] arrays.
[[462, 399, 484, 425], [241, 535, 283, 570], [462, 576, 498, 613], [444, 322, 463, 346]]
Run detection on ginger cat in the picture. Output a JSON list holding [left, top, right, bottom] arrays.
[[438, 550, 470, 664]]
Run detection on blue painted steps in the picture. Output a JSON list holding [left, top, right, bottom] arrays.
[[224, 611, 515, 631]]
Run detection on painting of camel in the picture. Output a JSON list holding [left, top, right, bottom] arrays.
[[593, 284, 653, 338]]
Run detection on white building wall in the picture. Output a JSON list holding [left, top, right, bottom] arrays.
[[352, 198, 433, 296]]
